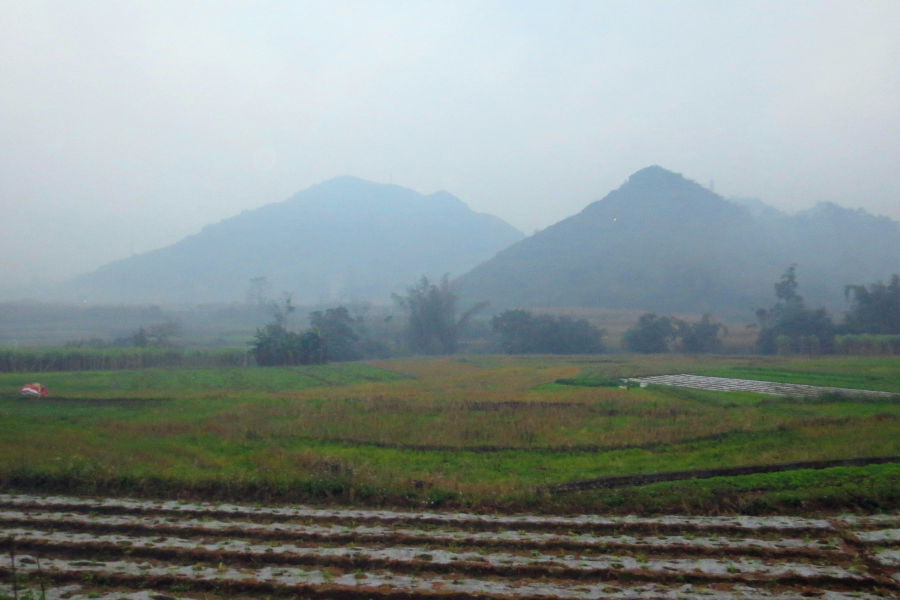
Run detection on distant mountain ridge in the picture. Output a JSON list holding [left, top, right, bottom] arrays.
[[728, 196, 786, 220], [70, 176, 524, 305], [70, 168, 900, 315], [457, 166, 900, 316]]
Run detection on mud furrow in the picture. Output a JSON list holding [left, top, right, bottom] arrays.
[[7, 582, 881, 600], [855, 530, 900, 545], [0, 583, 214, 600], [0, 527, 870, 586], [0, 493, 895, 600], [0, 554, 892, 600], [0, 494, 836, 534], [0, 510, 841, 560]]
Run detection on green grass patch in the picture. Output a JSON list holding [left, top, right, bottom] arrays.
[[0, 355, 899, 513], [0, 363, 408, 399], [697, 357, 900, 392], [556, 462, 900, 514]]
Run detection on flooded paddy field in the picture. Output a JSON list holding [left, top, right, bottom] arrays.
[[0, 493, 898, 600]]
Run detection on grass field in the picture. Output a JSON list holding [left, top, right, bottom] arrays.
[[1, 354, 899, 514]]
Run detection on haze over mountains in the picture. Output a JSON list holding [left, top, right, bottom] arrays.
[[68, 167, 900, 318], [70, 177, 524, 305], [457, 167, 900, 316]]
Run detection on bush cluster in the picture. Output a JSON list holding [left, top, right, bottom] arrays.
[[621, 313, 725, 354], [491, 310, 605, 354]]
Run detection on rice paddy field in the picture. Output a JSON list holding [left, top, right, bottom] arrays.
[[1, 354, 900, 599], [0, 354, 897, 513]]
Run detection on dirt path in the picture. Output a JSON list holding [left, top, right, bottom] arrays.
[[627, 374, 896, 398], [0, 493, 897, 600]]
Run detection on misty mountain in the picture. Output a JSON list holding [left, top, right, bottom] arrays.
[[728, 196, 786, 220], [70, 177, 524, 305], [457, 166, 900, 316]]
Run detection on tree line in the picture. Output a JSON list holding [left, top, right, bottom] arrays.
[[620, 313, 726, 353], [753, 267, 900, 355], [249, 275, 609, 365], [249, 297, 393, 366], [620, 266, 900, 355], [248, 267, 900, 365]]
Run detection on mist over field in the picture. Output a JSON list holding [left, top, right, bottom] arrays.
[[7, 7, 900, 574], [2, 1, 900, 353]]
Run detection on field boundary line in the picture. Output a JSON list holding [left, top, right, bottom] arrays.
[[545, 455, 900, 492], [264, 429, 763, 453]]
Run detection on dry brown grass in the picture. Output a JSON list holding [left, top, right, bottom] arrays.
[[85, 356, 785, 451]]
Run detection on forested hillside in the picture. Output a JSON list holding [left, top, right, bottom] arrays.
[[69, 177, 524, 305], [457, 166, 900, 316]]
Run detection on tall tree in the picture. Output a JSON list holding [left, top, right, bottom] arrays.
[[774, 264, 800, 303], [393, 275, 486, 355], [755, 266, 835, 354], [308, 306, 361, 362], [621, 313, 677, 353], [250, 296, 326, 366], [677, 314, 727, 353], [844, 274, 900, 334]]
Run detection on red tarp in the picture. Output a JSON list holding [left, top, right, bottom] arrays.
[[19, 383, 48, 397]]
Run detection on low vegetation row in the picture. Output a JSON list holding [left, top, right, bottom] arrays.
[[0, 347, 248, 373], [248, 276, 609, 366], [2, 267, 898, 372], [753, 268, 900, 355], [620, 267, 900, 356], [834, 334, 900, 355]]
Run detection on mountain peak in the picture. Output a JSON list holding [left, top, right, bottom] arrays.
[[578, 165, 731, 222], [459, 166, 900, 315], [622, 166, 712, 199], [310, 175, 398, 193], [627, 165, 685, 185]]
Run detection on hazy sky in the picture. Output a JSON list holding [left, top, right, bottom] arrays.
[[2, 1, 899, 288]]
